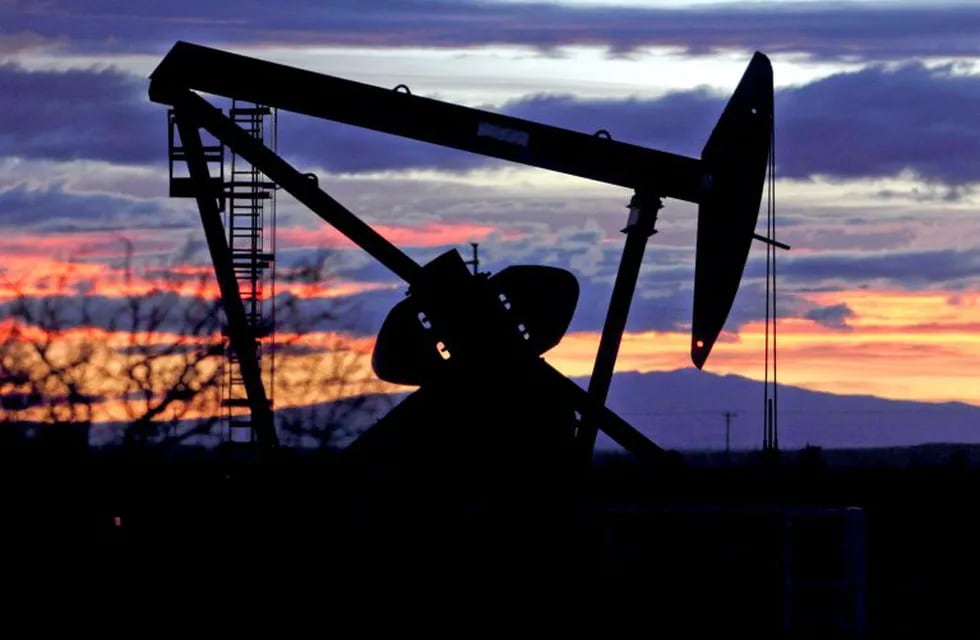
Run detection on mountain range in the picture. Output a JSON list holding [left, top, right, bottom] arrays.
[[587, 368, 980, 451], [322, 367, 980, 452], [61, 368, 977, 453]]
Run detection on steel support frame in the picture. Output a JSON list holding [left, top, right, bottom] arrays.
[[172, 107, 278, 451], [150, 42, 705, 203], [576, 193, 663, 466], [170, 89, 669, 466]]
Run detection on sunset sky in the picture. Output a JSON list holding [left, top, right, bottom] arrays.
[[1, 0, 979, 431]]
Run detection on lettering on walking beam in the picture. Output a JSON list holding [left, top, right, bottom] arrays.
[[477, 121, 530, 148]]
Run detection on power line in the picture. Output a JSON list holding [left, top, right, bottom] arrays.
[[763, 110, 779, 453]]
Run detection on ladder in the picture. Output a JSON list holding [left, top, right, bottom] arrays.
[[220, 101, 277, 447]]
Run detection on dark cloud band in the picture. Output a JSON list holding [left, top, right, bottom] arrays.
[[3, 2, 979, 61], [0, 63, 163, 164]]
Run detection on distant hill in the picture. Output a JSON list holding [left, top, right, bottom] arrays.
[[332, 367, 980, 452], [14, 368, 973, 453], [583, 368, 980, 451]]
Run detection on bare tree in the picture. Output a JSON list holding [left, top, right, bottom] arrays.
[[0, 243, 224, 448], [0, 241, 394, 452], [108, 240, 227, 447], [1, 260, 101, 431], [270, 252, 395, 449]]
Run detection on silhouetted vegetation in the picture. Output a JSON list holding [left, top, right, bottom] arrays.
[[4, 434, 980, 633], [0, 245, 391, 452]]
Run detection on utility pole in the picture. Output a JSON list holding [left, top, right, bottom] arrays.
[[723, 410, 737, 458], [465, 242, 480, 275]]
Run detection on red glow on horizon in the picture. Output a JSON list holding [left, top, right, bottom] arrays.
[[0, 220, 506, 302], [275, 220, 512, 250]]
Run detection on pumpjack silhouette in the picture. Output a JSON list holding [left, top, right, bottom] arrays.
[[149, 43, 779, 584]]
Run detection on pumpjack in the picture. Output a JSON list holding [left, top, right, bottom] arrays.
[[149, 43, 782, 584]]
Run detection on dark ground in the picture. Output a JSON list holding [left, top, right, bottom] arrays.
[[4, 441, 979, 635]]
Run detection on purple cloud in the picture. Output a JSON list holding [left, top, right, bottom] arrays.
[[3, 2, 979, 61], [782, 248, 980, 288], [0, 183, 174, 230], [778, 62, 980, 185], [0, 63, 164, 165], [804, 303, 856, 330]]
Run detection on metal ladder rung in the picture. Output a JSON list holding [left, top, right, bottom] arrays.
[[230, 106, 272, 116], [232, 252, 274, 260]]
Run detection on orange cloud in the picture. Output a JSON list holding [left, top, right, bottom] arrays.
[[546, 289, 980, 407], [0, 247, 399, 303], [0, 319, 405, 426], [6, 284, 980, 431], [1, 221, 496, 303]]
